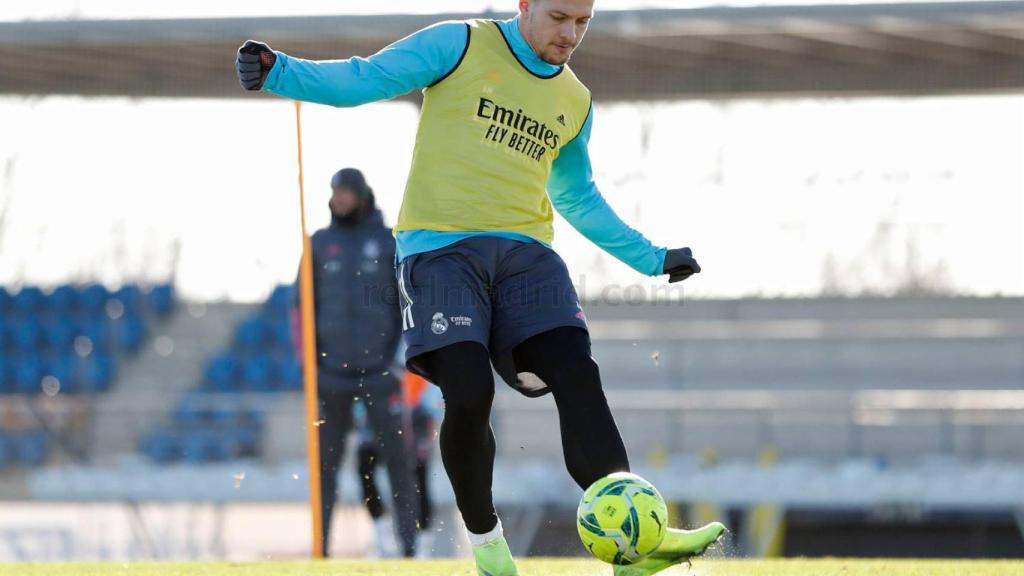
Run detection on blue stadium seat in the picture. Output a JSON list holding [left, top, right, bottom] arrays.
[[276, 356, 302, 390], [210, 406, 240, 428], [0, 357, 12, 394], [112, 285, 143, 315], [148, 284, 175, 317], [77, 319, 111, 354], [81, 353, 115, 392], [13, 358, 44, 394], [43, 355, 75, 394], [140, 428, 181, 463], [79, 284, 108, 315], [223, 426, 260, 459], [266, 285, 292, 313], [241, 355, 274, 392], [267, 318, 293, 352], [13, 287, 45, 316], [12, 320, 42, 353], [16, 430, 49, 466], [203, 354, 238, 392], [210, 436, 233, 462], [43, 319, 76, 352], [0, 287, 11, 317], [181, 430, 228, 463], [117, 313, 145, 353], [235, 317, 268, 352], [48, 285, 79, 316]]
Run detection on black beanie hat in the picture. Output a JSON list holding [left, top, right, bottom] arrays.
[[330, 168, 371, 199]]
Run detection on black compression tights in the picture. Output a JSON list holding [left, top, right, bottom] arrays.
[[419, 341, 498, 535], [419, 327, 629, 535], [513, 326, 630, 488]]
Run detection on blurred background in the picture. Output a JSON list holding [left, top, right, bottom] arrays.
[[1, 0, 1023, 563]]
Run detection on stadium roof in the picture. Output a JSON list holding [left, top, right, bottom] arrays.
[[1, 1, 1023, 100]]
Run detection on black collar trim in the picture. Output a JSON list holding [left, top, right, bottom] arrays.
[[492, 20, 564, 80]]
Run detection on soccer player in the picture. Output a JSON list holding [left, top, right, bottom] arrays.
[[238, 1, 725, 574]]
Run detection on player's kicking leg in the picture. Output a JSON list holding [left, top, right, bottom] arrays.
[[511, 326, 727, 575], [612, 522, 726, 576]]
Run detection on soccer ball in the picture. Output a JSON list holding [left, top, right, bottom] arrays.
[[577, 472, 668, 565]]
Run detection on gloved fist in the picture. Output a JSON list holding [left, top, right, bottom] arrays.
[[663, 247, 700, 283], [236, 40, 277, 91]]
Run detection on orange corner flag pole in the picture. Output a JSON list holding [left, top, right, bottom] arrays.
[[294, 100, 324, 559]]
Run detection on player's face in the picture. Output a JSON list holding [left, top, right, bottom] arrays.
[[519, 0, 594, 66], [329, 186, 359, 217]]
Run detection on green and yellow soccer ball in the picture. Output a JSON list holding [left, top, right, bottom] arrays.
[[577, 472, 668, 565]]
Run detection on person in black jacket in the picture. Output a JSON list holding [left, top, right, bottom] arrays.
[[294, 168, 419, 557]]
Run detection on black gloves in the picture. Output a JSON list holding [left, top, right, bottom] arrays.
[[236, 40, 277, 91], [663, 247, 700, 283]]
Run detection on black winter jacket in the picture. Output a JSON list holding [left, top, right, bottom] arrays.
[[304, 209, 401, 381]]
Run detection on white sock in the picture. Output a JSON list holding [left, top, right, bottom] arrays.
[[415, 531, 435, 559], [374, 516, 398, 557], [467, 518, 504, 547]]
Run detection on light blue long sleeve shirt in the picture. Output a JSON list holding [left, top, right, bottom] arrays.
[[263, 18, 667, 276]]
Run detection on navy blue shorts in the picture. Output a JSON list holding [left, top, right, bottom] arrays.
[[397, 237, 589, 397]]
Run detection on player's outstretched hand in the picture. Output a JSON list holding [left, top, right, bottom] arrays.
[[236, 40, 277, 91], [663, 247, 700, 283]]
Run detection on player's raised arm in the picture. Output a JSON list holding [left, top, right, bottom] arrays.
[[235, 21, 470, 107], [547, 108, 701, 282]]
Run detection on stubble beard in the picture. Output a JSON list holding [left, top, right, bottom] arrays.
[[541, 50, 571, 66]]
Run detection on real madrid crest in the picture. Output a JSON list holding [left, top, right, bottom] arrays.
[[430, 312, 449, 335]]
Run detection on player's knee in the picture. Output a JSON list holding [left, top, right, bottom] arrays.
[[534, 342, 603, 392], [557, 353, 603, 393], [442, 383, 494, 425]]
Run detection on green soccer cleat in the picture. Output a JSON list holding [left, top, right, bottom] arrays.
[[612, 521, 726, 576], [472, 534, 520, 576]]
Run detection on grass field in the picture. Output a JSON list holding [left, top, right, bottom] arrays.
[[1, 559, 1021, 576]]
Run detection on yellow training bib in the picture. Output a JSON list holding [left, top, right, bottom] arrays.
[[396, 20, 592, 245]]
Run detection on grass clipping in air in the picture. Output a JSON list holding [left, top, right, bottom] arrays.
[[2, 559, 1020, 576]]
